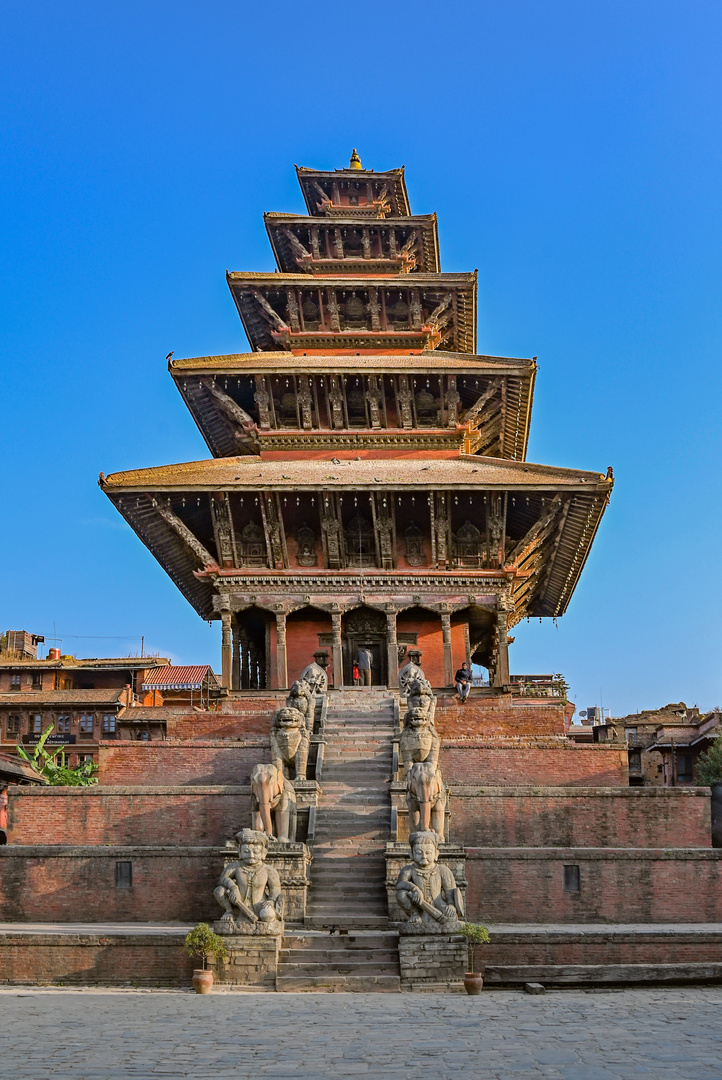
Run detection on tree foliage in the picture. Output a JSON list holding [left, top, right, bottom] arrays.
[[15, 724, 98, 786], [459, 921, 490, 973], [695, 738, 722, 787], [184, 923, 228, 970]]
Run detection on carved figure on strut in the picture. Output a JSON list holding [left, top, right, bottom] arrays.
[[250, 762, 297, 842], [395, 830, 463, 934], [214, 828, 284, 935]]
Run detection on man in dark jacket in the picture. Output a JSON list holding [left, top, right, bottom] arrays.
[[356, 645, 373, 686], [454, 661, 472, 703]]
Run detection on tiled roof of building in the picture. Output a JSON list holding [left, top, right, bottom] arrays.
[[0, 754, 46, 785], [0, 657, 168, 669], [0, 689, 125, 706], [141, 665, 218, 690], [169, 350, 535, 374], [103, 454, 610, 492]]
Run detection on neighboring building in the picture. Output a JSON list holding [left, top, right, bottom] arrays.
[[0, 640, 170, 765], [0, 754, 45, 844], [140, 665, 220, 709], [100, 153, 613, 691]]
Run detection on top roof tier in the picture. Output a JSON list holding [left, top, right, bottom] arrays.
[[295, 154, 411, 218]]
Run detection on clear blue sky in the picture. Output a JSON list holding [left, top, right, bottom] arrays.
[[2, 1, 721, 716]]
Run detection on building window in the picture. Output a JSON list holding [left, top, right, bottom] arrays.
[[139, 730, 150, 741], [56, 715, 71, 734], [77, 754, 94, 764], [31, 714, 42, 735], [677, 754, 693, 783], [6, 715, 20, 735], [31, 672, 42, 689], [628, 750, 642, 771], [10, 673, 21, 690], [115, 861, 133, 889], [102, 714, 116, 734], [563, 865, 581, 893], [78, 714, 94, 738]]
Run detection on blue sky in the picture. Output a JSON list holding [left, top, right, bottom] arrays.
[[2, 0, 720, 716]]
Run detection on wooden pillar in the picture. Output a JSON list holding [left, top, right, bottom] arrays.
[[275, 611, 288, 690], [440, 611, 454, 687], [386, 609, 398, 689], [493, 610, 510, 688], [232, 621, 241, 691], [220, 610, 232, 690], [331, 611, 344, 689]]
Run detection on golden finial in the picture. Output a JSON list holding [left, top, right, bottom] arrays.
[[349, 148, 362, 170]]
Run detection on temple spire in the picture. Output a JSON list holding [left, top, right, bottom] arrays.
[[348, 148, 362, 170]]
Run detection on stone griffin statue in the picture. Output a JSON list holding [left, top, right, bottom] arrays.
[[399, 685, 446, 840], [285, 679, 315, 729], [299, 658, 328, 696], [398, 649, 425, 697], [250, 762, 297, 842], [395, 829, 463, 934], [270, 705, 310, 781], [214, 828, 284, 935]]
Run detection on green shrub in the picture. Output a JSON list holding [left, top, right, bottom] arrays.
[[16, 725, 98, 786], [459, 922, 490, 973], [695, 738, 722, 787], [185, 923, 228, 970]]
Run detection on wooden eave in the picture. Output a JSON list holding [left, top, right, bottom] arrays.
[[101, 455, 610, 621], [169, 352, 536, 462], [295, 165, 410, 216], [263, 213, 440, 274], [226, 272, 477, 355]]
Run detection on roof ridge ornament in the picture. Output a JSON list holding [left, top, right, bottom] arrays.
[[349, 148, 362, 170]]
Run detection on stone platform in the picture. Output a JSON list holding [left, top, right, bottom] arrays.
[[2, 922, 722, 989]]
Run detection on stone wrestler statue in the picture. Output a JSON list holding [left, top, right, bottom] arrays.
[[214, 828, 284, 935], [396, 829, 463, 933]]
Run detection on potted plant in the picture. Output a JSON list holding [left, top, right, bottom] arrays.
[[459, 922, 490, 995], [695, 737, 722, 847], [185, 922, 228, 993]]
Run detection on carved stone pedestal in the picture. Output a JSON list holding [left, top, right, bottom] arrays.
[[385, 842, 467, 923], [221, 839, 312, 925], [398, 934, 466, 992], [212, 935, 281, 989]]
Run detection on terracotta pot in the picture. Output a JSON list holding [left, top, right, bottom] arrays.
[[192, 968, 214, 994], [463, 972, 483, 995]]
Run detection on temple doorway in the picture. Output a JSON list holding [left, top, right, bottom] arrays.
[[342, 607, 387, 686]]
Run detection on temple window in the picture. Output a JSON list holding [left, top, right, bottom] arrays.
[[404, 523, 426, 567], [346, 516, 375, 568], [240, 522, 267, 567], [563, 865, 580, 893], [296, 525, 317, 567], [78, 714, 95, 738], [454, 521, 483, 568]]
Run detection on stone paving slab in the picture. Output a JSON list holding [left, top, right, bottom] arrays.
[[0, 987, 721, 1079]]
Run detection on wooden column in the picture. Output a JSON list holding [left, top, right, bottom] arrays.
[[220, 610, 232, 690], [331, 611, 344, 689], [493, 610, 510, 688], [440, 611, 454, 687], [231, 621, 241, 691], [275, 611, 288, 690], [386, 609, 399, 689]]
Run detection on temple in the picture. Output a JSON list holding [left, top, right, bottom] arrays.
[[100, 153, 612, 692]]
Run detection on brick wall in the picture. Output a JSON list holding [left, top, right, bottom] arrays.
[[7, 786, 252, 847], [440, 741, 628, 786], [98, 740, 269, 785], [464, 848, 722, 923], [0, 932, 193, 986], [435, 694, 566, 737], [0, 846, 224, 922], [447, 787, 711, 848]]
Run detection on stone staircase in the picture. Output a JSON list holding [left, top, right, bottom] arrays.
[[277, 689, 400, 991]]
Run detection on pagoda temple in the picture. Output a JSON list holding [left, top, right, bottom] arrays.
[[101, 153, 613, 691]]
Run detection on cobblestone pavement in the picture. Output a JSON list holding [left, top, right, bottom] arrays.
[[0, 987, 721, 1079]]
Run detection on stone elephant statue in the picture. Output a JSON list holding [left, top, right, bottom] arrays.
[[405, 760, 446, 839], [250, 762, 297, 842]]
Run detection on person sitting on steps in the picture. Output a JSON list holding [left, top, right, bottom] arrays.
[[455, 661, 472, 703], [355, 645, 373, 686]]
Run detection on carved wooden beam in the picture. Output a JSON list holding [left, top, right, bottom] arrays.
[[461, 378, 502, 426], [209, 493, 238, 569], [201, 379, 255, 431], [505, 498, 562, 568], [157, 503, 217, 569], [252, 290, 289, 331]]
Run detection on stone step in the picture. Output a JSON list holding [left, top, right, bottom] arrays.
[[276, 973, 400, 992], [278, 959, 399, 975], [283, 932, 398, 948]]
